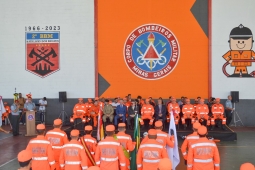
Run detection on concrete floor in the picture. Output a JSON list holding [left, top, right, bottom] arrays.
[[0, 126, 255, 170]]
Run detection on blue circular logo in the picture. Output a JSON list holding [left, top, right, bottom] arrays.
[[27, 114, 34, 121], [124, 24, 180, 80]]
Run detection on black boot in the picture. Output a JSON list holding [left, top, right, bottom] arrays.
[[222, 125, 227, 131]]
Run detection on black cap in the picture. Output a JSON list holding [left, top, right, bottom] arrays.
[[230, 24, 253, 39]]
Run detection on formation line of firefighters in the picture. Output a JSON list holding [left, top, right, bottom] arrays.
[[69, 97, 227, 131], [17, 119, 254, 170], [17, 119, 173, 170]]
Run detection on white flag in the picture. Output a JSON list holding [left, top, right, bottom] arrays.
[[167, 111, 180, 170], [0, 97, 6, 115]]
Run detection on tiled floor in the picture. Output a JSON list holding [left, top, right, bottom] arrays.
[[0, 125, 255, 170]]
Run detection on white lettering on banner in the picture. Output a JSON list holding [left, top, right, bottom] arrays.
[[125, 45, 132, 63], [137, 25, 172, 38], [132, 66, 148, 77], [171, 40, 178, 62], [129, 33, 137, 41], [153, 65, 172, 77]]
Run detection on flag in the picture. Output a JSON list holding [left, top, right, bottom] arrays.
[[97, 109, 104, 141], [130, 114, 140, 170], [80, 137, 96, 166], [167, 111, 180, 170], [0, 96, 6, 115]]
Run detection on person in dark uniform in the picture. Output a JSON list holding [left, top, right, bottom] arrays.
[[11, 100, 20, 136]]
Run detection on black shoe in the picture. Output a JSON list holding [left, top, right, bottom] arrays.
[[241, 74, 252, 77], [229, 74, 241, 77]]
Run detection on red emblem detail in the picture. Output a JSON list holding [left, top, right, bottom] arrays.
[[26, 43, 59, 77]]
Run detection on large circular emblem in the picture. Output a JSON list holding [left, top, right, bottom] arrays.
[[124, 24, 180, 80]]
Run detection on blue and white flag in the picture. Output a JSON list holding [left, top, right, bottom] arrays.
[[167, 111, 180, 170]]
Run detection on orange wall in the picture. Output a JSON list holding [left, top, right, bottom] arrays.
[[98, 0, 208, 99]]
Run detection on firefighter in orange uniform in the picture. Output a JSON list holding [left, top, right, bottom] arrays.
[[59, 129, 88, 170], [88, 167, 100, 170], [140, 99, 155, 126], [158, 158, 172, 170], [167, 97, 180, 125], [116, 123, 136, 170], [26, 124, 56, 170], [141, 121, 174, 148], [2, 102, 10, 124], [196, 99, 210, 127], [71, 98, 87, 124], [88, 100, 100, 127], [123, 97, 131, 108], [182, 99, 195, 129], [187, 126, 220, 170], [17, 150, 32, 170], [137, 129, 168, 170], [96, 97, 104, 110], [95, 125, 126, 170], [84, 99, 94, 123], [211, 98, 226, 130], [45, 119, 69, 170], [181, 122, 201, 163], [81, 125, 97, 167], [223, 24, 255, 77], [240, 163, 255, 170]]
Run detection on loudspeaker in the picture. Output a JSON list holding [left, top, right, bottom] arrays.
[[59, 91, 67, 102], [231, 91, 239, 103]]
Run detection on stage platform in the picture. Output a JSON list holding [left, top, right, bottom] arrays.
[[63, 122, 237, 141]]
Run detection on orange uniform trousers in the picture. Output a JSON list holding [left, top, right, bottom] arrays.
[[140, 114, 154, 125], [211, 114, 226, 125]]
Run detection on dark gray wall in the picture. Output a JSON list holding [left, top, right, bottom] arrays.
[[3, 98, 255, 127]]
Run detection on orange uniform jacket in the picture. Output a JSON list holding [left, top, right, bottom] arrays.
[[196, 104, 209, 118], [26, 135, 56, 170], [95, 136, 126, 170], [85, 103, 94, 115], [141, 130, 174, 149], [187, 137, 220, 170], [88, 105, 100, 127], [81, 134, 97, 166], [116, 132, 135, 170], [167, 103, 180, 114], [137, 139, 168, 170], [182, 104, 195, 116], [59, 140, 88, 170], [211, 104, 224, 115], [223, 50, 255, 66], [141, 104, 154, 116], [196, 104, 209, 115], [73, 104, 87, 116], [181, 132, 199, 160], [2, 105, 10, 118], [45, 128, 69, 170], [88, 105, 99, 116]]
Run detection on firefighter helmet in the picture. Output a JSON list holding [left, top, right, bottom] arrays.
[[230, 24, 253, 39]]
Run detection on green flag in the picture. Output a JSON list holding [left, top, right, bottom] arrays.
[[130, 114, 140, 170]]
